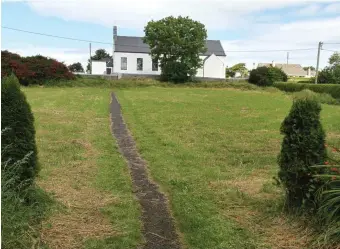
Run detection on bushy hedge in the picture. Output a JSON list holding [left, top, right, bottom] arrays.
[[278, 98, 326, 211], [1, 75, 38, 188], [318, 65, 340, 84], [249, 66, 288, 86], [274, 82, 340, 99], [1, 50, 75, 85]]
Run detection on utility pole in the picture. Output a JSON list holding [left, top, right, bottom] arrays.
[[287, 52, 289, 65], [315, 41, 323, 84], [89, 43, 92, 74]]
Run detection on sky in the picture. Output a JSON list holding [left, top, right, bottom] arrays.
[[1, 0, 340, 69]]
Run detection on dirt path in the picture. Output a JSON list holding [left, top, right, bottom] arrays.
[[110, 93, 182, 249]]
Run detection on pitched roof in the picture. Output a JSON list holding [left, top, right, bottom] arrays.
[[258, 63, 307, 77], [114, 36, 226, 56]]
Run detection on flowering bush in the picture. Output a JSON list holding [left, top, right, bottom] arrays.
[[1, 50, 75, 85]]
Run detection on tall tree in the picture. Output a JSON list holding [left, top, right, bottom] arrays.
[[329, 52, 340, 66], [230, 63, 248, 77], [143, 16, 207, 82], [87, 49, 111, 72], [68, 62, 84, 73]]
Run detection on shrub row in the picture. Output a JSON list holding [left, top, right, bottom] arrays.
[[274, 82, 340, 99], [1, 50, 75, 85], [249, 66, 288, 86]]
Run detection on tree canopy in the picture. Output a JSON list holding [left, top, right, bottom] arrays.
[[329, 52, 340, 66], [68, 62, 84, 73], [303, 66, 316, 71], [225, 63, 248, 78], [318, 52, 340, 84], [143, 16, 207, 82], [87, 49, 111, 72]]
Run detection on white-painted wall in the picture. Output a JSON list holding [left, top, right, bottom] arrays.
[[113, 52, 226, 79], [114, 52, 161, 75], [203, 54, 225, 79], [92, 61, 107, 74]]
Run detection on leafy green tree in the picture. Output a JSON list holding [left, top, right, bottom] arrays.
[[87, 49, 111, 72], [143, 16, 207, 82], [225, 68, 236, 78], [318, 52, 340, 84], [68, 62, 84, 72], [329, 52, 340, 66], [230, 63, 248, 77]]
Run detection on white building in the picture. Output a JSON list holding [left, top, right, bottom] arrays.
[[92, 27, 226, 79]]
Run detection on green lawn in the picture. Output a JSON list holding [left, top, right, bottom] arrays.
[[24, 88, 142, 249], [23, 86, 340, 249], [116, 87, 340, 249]]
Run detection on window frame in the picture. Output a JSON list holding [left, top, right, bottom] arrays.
[[137, 58, 143, 71], [152, 59, 158, 71], [121, 57, 127, 70]]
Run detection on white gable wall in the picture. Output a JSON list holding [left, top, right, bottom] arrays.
[[203, 54, 225, 78], [113, 52, 225, 79], [92, 61, 107, 74]]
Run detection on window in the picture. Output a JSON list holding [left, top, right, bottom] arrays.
[[121, 57, 127, 70], [152, 59, 158, 71], [137, 58, 143, 71]]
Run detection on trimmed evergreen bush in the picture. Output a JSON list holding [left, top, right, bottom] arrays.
[[278, 98, 326, 211], [1, 74, 38, 188], [249, 66, 288, 86]]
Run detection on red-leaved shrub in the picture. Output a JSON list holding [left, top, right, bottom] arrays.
[[1, 50, 75, 85]]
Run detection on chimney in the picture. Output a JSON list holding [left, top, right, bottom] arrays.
[[113, 26, 117, 43], [272, 60, 275, 67], [112, 26, 117, 73]]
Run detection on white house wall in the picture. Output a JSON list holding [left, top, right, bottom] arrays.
[[92, 61, 107, 74], [203, 54, 225, 79], [114, 52, 161, 75], [113, 52, 226, 79]]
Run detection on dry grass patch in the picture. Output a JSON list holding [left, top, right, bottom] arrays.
[[38, 139, 121, 249]]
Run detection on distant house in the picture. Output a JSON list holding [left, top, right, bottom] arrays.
[[91, 26, 227, 79], [258, 61, 308, 77], [91, 58, 113, 75]]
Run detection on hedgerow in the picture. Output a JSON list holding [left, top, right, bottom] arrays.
[[1, 50, 75, 85]]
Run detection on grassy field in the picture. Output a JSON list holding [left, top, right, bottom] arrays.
[[24, 88, 142, 249], [23, 85, 340, 249], [116, 87, 340, 249]]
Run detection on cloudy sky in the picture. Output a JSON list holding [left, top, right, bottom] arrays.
[[2, 0, 340, 69]]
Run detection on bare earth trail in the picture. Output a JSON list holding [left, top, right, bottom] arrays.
[[110, 93, 182, 249]]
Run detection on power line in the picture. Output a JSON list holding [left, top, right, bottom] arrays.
[[323, 42, 340, 45], [322, 48, 340, 53], [2, 25, 317, 53], [2, 26, 113, 45], [226, 48, 316, 53]]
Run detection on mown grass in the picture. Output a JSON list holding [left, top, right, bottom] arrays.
[[23, 88, 142, 249], [116, 87, 340, 249]]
